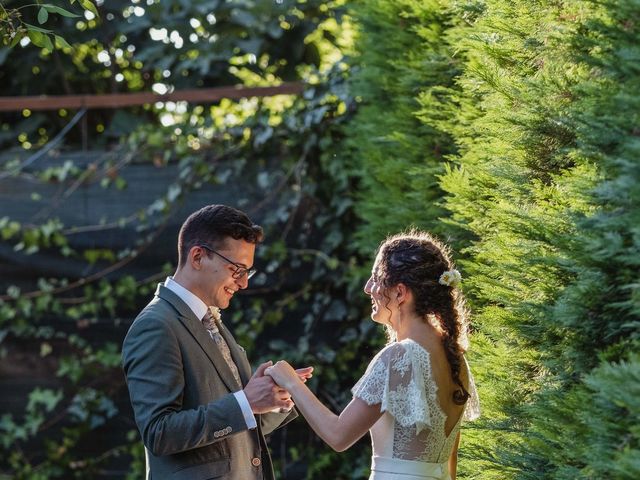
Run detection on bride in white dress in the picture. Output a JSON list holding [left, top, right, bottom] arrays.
[[266, 231, 480, 480]]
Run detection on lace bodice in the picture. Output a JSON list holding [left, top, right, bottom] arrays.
[[351, 339, 480, 463]]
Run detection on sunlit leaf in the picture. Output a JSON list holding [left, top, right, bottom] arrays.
[[54, 35, 71, 49], [27, 388, 63, 413], [27, 30, 47, 49], [9, 34, 22, 48], [37, 7, 49, 25], [43, 5, 80, 18], [79, 0, 99, 17], [43, 34, 54, 51], [23, 23, 53, 34]]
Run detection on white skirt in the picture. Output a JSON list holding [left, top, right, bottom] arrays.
[[369, 456, 450, 480]]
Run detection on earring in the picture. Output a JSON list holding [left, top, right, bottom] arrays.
[[390, 307, 402, 332]]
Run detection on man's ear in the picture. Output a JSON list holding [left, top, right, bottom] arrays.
[[189, 245, 205, 270]]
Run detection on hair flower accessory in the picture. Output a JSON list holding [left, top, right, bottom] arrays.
[[439, 269, 462, 287]]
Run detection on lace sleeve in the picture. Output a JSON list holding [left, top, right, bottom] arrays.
[[350, 346, 390, 406], [463, 358, 481, 422], [352, 342, 433, 433]]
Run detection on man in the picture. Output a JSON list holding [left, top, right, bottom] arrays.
[[123, 205, 309, 479]]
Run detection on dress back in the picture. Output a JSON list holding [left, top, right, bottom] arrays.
[[352, 339, 480, 463]]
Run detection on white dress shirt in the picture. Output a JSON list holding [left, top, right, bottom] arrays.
[[164, 277, 257, 430]]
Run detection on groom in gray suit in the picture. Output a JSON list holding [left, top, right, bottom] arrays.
[[123, 205, 308, 479]]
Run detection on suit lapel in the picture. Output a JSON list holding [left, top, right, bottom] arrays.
[[155, 285, 242, 392]]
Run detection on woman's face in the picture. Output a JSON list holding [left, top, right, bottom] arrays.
[[364, 254, 392, 325]]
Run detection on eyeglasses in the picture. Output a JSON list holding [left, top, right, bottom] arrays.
[[198, 244, 257, 279]]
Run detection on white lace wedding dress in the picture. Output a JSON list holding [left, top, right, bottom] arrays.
[[352, 339, 480, 480]]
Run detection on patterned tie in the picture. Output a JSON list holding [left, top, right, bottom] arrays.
[[202, 308, 242, 386]]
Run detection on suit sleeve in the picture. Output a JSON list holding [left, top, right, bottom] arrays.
[[122, 310, 247, 456], [259, 407, 298, 436]]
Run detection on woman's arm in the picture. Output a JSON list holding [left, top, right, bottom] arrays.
[[267, 361, 383, 452], [448, 431, 461, 479]]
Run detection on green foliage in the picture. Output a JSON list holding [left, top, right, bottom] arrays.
[[348, 0, 639, 478], [523, 353, 640, 480], [513, 1, 640, 476], [0, 71, 365, 478], [3, 0, 639, 478], [345, 1, 507, 477], [0, 0, 336, 151], [0, 388, 63, 448], [0, 1, 94, 49], [418, 0, 640, 477], [343, 0, 464, 254]]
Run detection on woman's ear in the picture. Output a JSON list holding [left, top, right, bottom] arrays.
[[396, 283, 409, 305]]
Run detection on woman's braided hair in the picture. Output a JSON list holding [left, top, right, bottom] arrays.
[[376, 230, 470, 405]]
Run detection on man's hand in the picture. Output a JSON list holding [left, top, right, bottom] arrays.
[[244, 361, 294, 414]]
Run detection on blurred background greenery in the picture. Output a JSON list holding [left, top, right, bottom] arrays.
[[0, 0, 638, 479]]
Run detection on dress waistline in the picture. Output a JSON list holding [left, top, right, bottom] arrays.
[[370, 456, 449, 479]]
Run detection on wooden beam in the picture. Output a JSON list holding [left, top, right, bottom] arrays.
[[0, 82, 305, 112]]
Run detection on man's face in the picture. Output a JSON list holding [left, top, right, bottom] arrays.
[[195, 238, 256, 309]]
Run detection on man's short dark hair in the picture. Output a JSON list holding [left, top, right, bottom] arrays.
[[177, 205, 263, 266]]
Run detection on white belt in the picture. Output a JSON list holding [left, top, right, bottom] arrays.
[[371, 456, 449, 479]]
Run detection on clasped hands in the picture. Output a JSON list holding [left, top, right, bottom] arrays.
[[244, 360, 312, 414]]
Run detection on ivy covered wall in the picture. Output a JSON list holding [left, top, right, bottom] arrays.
[[0, 1, 378, 478]]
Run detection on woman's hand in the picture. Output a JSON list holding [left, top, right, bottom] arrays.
[[295, 366, 314, 383], [265, 360, 312, 391]]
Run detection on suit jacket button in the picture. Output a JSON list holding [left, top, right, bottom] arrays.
[[251, 457, 261, 467]]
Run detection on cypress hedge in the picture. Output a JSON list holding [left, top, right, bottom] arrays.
[[346, 0, 639, 478]]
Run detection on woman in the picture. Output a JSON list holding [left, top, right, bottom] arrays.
[[266, 231, 480, 480]]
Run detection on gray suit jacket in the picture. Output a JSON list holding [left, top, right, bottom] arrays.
[[122, 284, 296, 480]]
